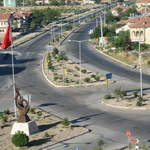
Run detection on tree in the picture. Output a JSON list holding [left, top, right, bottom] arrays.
[[111, 31, 130, 48], [94, 0, 101, 4], [106, 13, 121, 24]]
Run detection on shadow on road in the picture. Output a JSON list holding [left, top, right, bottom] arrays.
[[0, 53, 36, 65], [71, 113, 104, 124], [37, 103, 57, 107], [38, 121, 60, 132], [124, 88, 150, 93], [0, 66, 25, 76]]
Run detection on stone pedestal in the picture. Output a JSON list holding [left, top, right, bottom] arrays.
[[11, 121, 39, 136]]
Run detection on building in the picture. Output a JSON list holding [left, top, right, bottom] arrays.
[[136, 0, 150, 9], [111, 5, 128, 16], [129, 16, 150, 43], [0, 11, 32, 32], [117, 16, 150, 44], [0, 13, 11, 32], [3, 0, 16, 7]]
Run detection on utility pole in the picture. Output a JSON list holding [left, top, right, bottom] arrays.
[[139, 41, 143, 98], [23, 0, 25, 7], [99, 15, 103, 47]]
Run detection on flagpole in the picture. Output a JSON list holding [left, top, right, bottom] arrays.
[[10, 22, 17, 119]]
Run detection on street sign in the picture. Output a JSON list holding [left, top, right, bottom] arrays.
[[106, 73, 112, 80], [75, 147, 80, 150], [126, 130, 131, 137]]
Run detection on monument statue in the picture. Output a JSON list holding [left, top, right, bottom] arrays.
[[15, 88, 30, 123]]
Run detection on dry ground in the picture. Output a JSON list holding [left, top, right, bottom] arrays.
[[0, 108, 89, 150]]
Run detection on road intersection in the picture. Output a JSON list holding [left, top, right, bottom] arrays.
[[1, 7, 150, 150]]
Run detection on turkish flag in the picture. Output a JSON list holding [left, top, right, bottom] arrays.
[[0, 24, 12, 49]]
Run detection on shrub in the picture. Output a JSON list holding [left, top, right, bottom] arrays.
[[84, 77, 91, 83], [66, 69, 72, 73], [0, 114, 8, 123], [11, 131, 29, 147], [91, 74, 96, 78], [57, 52, 68, 61], [94, 76, 100, 81], [147, 60, 150, 66], [30, 107, 36, 114], [37, 111, 42, 117], [61, 118, 70, 126], [48, 62, 54, 71], [133, 91, 138, 98], [81, 69, 87, 73], [113, 88, 124, 100], [75, 66, 80, 71], [52, 47, 59, 56], [65, 25, 72, 31], [54, 76, 59, 81], [104, 94, 112, 99], [44, 132, 50, 138], [64, 78, 70, 83], [136, 99, 143, 106], [4, 109, 10, 115]]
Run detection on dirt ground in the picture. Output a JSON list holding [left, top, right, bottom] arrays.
[[0, 108, 89, 150]]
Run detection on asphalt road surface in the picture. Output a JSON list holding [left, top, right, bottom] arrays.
[[1, 14, 150, 150]]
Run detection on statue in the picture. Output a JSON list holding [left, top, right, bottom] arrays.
[[15, 88, 30, 123]]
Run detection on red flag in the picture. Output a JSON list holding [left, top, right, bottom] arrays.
[[0, 24, 12, 49]]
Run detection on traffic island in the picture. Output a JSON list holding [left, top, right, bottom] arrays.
[[101, 88, 150, 110], [43, 47, 108, 88], [0, 107, 89, 150]]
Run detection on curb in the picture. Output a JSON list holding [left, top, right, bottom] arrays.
[[40, 128, 90, 150], [101, 100, 150, 110], [13, 30, 48, 48], [90, 44, 132, 68], [42, 54, 108, 88]]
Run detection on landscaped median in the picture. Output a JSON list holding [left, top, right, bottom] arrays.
[[43, 47, 109, 88], [0, 108, 89, 150], [101, 88, 150, 110]]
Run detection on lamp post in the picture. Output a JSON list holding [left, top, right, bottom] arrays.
[[99, 15, 103, 47], [138, 41, 143, 98], [68, 39, 90, 83]]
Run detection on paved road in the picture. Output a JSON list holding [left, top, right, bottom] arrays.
[[1, 12, 150, 150]]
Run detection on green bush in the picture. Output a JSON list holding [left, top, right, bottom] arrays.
[[104, 94, 112, 99], [11, 131, 29, 147], [54, 76, 59, 81], [147, 60, 150, 66], [94, 76, 100, 81], [133, 91, 138, 98], [75, 66, 80, 71], [136, 100, 143, 106], [57, 52, 68, 61], [81, 69, 87, 73], [113, 88, 124, 100], [61, 118, 70, 126], [91, 74, 96, 78], [0, 114, 8, 123], [52, 47, 59, 56], [30, 107, 36, 114], [64, 78, 70, 83], [37, 111, 42, 117], [48, 62, 54, 71], [65, 25, 73, 31], [4, 109, 10, 115], [44, 132, 50, 138], [84, 77, 91, 83]]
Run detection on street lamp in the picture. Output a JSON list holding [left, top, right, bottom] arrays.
[[68, 39, 90, 83]]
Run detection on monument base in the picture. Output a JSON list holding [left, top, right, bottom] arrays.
[[11, 121, 39, 136]]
